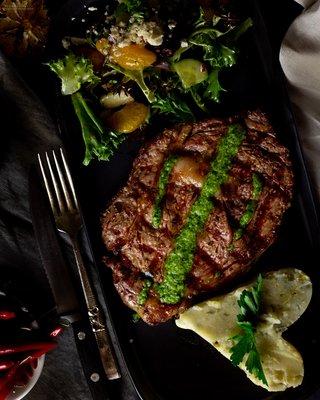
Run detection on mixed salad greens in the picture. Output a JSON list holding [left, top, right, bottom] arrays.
[[48, 0, 252, 165]]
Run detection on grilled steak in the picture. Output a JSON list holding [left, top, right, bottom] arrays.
[[102, 111, 293, 324]]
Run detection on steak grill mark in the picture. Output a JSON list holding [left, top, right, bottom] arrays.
[[232, 173, 263, 243]]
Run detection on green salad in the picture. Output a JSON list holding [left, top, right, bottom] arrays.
[[48, 0, 252, 165]]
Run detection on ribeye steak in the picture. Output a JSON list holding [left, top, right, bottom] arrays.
[[102, 111, 293, 324]]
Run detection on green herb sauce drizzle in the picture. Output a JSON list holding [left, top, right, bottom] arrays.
[[233, 173, 263, 241], [152, 155, 179, 228], [137, 280, 152, 305], [156, 124, 246, 304]]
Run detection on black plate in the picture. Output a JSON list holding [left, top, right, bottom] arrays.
[[48, 1, 320, 399]]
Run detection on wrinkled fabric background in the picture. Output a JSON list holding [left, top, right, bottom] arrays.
[[280, 0, 320, 196], [0, 53, 92, 400]]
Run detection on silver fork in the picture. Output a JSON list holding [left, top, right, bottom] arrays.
[[38, 148, 120, 380]]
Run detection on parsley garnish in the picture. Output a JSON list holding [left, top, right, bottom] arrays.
[[152, 94, 195, 123], [230, 274, 268, 386]]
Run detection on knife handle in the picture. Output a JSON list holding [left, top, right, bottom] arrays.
[[71, 238, 121, 380], [88, 306, 120, 380], [72, 319, 112, 400]]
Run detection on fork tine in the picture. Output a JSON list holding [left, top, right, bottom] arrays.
[[45, 152, 65, 214], [38, 154, 58, 216], [60, 148, 79, 210], [52, 150, 74, 212]]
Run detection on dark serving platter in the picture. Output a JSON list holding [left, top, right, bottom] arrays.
[[46, 0, 320, 399]]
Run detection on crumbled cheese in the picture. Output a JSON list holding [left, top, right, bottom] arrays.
[[180, 40, 189, 48], [133, 21, 163, 46], [109, 25, 127, 45], [88, 6, 97, 11], [62, 38, 70, 49], [168, 19, 177, 30], [108, 20, 163, 48]]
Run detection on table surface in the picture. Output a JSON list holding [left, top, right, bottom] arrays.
[[1, 0, 318, 399]]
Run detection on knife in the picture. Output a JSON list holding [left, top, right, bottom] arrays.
[[28, 166, 113, 400]]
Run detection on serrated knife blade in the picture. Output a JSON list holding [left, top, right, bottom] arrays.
[[28, 166, 112, 400], [29, 167, 79, 320]]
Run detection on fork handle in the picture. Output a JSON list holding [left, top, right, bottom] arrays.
[[71, 238, 120, 380]]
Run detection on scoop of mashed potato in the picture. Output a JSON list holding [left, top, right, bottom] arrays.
[[176, 268, 312, 392]]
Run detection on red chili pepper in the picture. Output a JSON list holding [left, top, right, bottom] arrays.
[[50, 326, 63, 338], [0, 362, 20, 400], [0, 342, 57, 399], [0, 311, 16, 321], [0, 341, 56, 356], [0, 361, 14, 371]]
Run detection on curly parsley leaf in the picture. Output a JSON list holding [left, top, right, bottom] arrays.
[[47, 54, 100, 96], [71, 92, 124, 165], [230, 274, 268, 386], [204, 69, 225, 103], [152, 94, 195, 122]]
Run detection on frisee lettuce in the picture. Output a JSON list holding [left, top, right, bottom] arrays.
[[47, 54, 100, 95], [171, 9, 252, 105], [48, 54, 124, 165]]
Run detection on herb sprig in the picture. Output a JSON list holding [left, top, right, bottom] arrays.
[[152, 94, 195, 123], [230, 274, 268, 386]]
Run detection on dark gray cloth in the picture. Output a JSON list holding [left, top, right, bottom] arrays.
[[0, 52, 92, 400]]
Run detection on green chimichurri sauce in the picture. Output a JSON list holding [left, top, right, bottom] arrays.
[[132, 313, 141, 322], [152, 155, 179, 228], [137, 280, 152, 305], [156, 124, 246, 304], [233, 173, 263, 241]]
